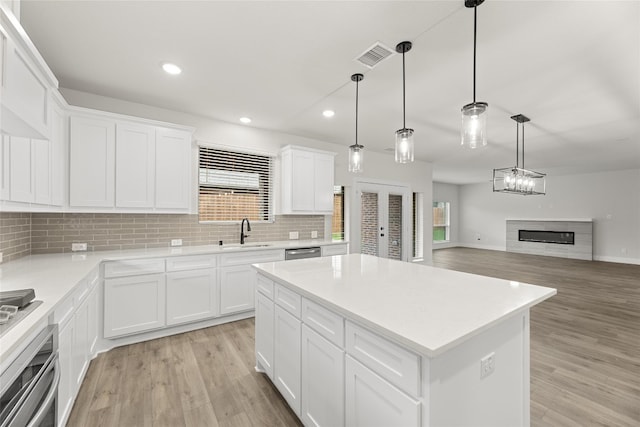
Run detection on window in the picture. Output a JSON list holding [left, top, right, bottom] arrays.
[[332, 186, 345, 240], [413, 193, 424, 259], [199, 147, 274, 222], [433, 201, 450, 242]]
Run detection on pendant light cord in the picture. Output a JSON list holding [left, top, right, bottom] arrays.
[[522, 122, 525, 170], [355, 79, 359, 146], [516, 121, 520, 168], [473, 3, 477, 104], [402, 50, 406, 129]]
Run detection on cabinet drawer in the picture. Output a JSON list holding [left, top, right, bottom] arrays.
[[52, 295, 74, 328], [166, 254, 217, 272], [345, 321, 420, 397], [302, 298, 344, 348], [321, 244, 348, 257], [275, 284, 301, 318], [220, 249, 284, 267], [104, 258, 165, 278], [256, 275, 274, 299]]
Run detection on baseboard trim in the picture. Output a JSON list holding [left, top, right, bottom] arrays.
[[593, 255, 640, 265]]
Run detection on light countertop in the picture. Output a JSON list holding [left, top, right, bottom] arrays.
[[253, 254, 556, 358], [0, 239, 345, 366]]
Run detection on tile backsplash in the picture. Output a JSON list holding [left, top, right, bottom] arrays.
[[28, 213, 325, 255], [0, 212, 31, 262]]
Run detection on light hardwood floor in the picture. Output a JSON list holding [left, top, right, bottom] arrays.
[[67, 248, 639, 426]]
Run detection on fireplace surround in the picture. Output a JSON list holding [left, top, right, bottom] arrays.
[[506, 219, 592, 260]]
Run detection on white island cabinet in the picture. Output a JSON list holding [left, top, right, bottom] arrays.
[[253, 254, 556, 427]]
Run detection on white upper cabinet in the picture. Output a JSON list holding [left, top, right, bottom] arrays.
[[69, 111, 192, 212], [0, 136, 10, 201], [69, 115, 116, 207], [155, 128, 191, 210], [280, 145, 335, 215], [49, 98, 67, 206], [9, 136, 33, 203], [115, 122, 155, 208], [32, 138, 51, 204], [0, 5, 58, 139]]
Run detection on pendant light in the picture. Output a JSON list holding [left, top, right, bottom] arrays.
[[493, 114, 546, 195], [349, 73, 364, 173], [461, 0, 488, 149], [395, 41, 414, 164]]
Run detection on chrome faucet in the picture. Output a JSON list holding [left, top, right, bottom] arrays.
[[240, 218, 251, 244]]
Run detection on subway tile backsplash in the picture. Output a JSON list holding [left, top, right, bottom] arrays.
[[28, 213, 325, 255], [0, 212, 31, 262]]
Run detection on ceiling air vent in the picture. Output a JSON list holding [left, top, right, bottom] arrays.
[[355, 42, 395, 69]]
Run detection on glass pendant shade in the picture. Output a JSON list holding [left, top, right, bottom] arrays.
[[395, 128, 414, 163], [348, 144, 364, 173], [461, 102, 488, 149]]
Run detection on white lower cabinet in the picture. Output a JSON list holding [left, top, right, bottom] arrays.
[[166, 268, 218, 326], [72, 297, 90, 390], [104, 273, 166, 338], [87, 285, 99, 354], [274, 305, 302, 416], [255, 291, 275, 378], [57, 318, 74, 426], [345, 355, 420, 427], [301, 324, 345, 427], [219, 265, 256, 315]]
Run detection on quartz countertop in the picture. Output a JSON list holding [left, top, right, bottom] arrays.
[[253, 254, 556, 358], [0, 239, 346, 367]]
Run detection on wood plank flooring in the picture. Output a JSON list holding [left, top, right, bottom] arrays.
[[67, 248, 639, 426], [432, 248, 640, 427]]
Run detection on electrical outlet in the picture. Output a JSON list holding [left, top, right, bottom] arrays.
[[311, 230, 318, 239], [480, 352, 495, 379], [621, 247, 627, 255], [71, 243, 87, 252], [171, 239, 183, 247], [476, 233, 481, 241], [289, 231, 299, 240]]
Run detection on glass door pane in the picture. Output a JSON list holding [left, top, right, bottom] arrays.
[[360, 191, 378, 256], [388, 194, 403, 260]]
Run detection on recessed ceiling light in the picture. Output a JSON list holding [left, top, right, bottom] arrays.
[[322, 110, 335, 118], [162, 63, 182, 75], [240, 117, 252, 124]]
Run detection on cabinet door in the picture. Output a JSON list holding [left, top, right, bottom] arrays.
[[50, 104, 66, 206], [87, 285, 99, 355], [345, 355, 420, 427], [301, 325, 344, 427], [274, 305, 301, 416], [73, 298, 90, 389], [33, 138, 51, 205], [155, 128, 191, 209], [1, 135, 10, 200], [255, 291, 274, 378], [166, 269, 218, 326], [9, 136, 34, 203], [313, 153, 334, 213], [57, 319, 74, 426], [104, 274, 166, 338], [69, 116, 115, 207], [291, 149, 315, 212], [219, 265, 256, 315], [115, 122, 155, 208]]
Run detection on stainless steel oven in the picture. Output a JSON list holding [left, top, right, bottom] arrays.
[[0, 325, 59, 427]]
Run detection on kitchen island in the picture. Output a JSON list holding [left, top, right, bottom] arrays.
[[253, 254, 556, 427]]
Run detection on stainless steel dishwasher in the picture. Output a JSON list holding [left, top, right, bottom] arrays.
[[284, 246, 321, 260]]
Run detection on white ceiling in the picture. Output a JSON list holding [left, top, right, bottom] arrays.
[[21, 0, 640, 184]]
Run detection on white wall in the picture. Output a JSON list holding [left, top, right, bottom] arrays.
[[61, 88, 434, 261], [458, 168, 640, 264], [433, 182, 460, 248]]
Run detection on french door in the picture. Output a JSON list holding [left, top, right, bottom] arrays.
[[352, 181, 412, 261]]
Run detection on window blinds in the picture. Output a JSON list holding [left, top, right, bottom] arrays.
[[198, 147, 273, 222]]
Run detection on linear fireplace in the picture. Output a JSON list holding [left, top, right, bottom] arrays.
[[519, 230, 575, 245]]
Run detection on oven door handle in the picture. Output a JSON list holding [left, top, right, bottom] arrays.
[[26, 356, 60, 427]]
